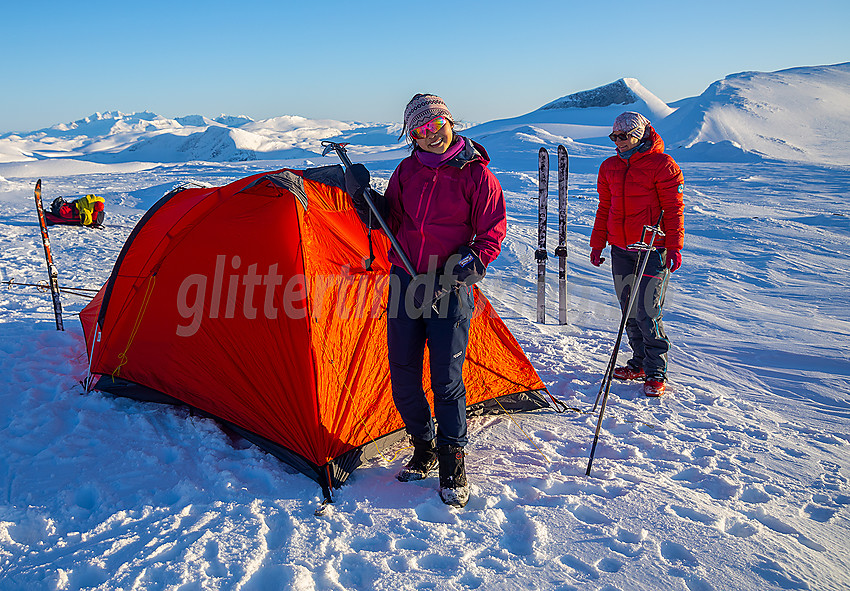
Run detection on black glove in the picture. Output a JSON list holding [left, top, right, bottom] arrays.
[[452, 245, 486, 286], [344, 163, 370, 201], [344, 163, 387, 229]]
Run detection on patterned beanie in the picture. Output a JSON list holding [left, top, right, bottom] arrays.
[[403, 94, 453, 136], [613, 111, 651, 139]]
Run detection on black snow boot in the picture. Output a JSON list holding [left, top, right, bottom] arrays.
[[438, 444, 469, 508], [396, 436, 438, 482]]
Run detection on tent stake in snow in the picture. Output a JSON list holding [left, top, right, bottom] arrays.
[[535, 148, 549, 323], [33, 179, 64, 330], [586, 211, 665, 476]]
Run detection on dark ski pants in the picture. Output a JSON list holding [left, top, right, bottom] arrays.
[[387, 266, 474, 448], [611, 246, 671, 380]]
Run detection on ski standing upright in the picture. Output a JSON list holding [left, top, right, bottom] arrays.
[[556, 145, 569, 325], [535, 147, 548, 323], [34, 179, 64, 330]]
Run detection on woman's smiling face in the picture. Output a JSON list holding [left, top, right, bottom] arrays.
[[415, 119, 454, 154]]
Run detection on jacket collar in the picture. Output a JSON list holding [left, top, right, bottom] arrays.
[[618, 126, 665, 161], [414, 135, 489, 169], [447, 136, 488, 169]]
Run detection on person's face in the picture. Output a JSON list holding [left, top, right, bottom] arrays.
[[610, 129, 641, 152], [413, 116, 454, 154]]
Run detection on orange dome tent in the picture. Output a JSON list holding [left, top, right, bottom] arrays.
[[80, 165, 549, 500]]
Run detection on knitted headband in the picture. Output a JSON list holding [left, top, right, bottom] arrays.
[[613, 111, 651, 139], [403, 94, 453, 137]]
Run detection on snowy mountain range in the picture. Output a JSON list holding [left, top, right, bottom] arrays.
[[1, 62, 848, 168]]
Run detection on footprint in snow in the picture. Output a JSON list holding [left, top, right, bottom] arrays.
[[672, 467, 742, 501], [417, 551, 461, 572], [778, 445, 807, 458], [751, 554, 811, 590], [605, 527, 645, 558], [338, 553, 382, 589], [566, 503, 611, 525], [743, 426, 770, 440], [660, 540, 699, 565], [722, 516, 760, 538], [681, 575, 717, 591], [203, 539, 228, 578], [558, 554, 600, 580], [816, 459, 848, 492], [616, 526, 646, 544], [747, 507, 827, 552], [802, 461, 850, 523], [385, 555, 410, 573], [350, 531, 392, 552], [665, 504, 718, 526], [499, 507, 539, 557], [740, 484, 772, 504], [596, 557, 624, 573], [802, 501, 837, 523]]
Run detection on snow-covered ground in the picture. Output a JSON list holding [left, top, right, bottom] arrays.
[[0, 63, 848, 590]]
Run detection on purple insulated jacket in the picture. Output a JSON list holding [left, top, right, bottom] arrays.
[[384, 137, 507, 273]]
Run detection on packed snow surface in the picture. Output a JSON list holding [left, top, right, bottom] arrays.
[[0, 62, 848, 590]]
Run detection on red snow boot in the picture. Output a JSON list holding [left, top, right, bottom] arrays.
[[613, 365, 646, 381], [644, 379, 666, 397]]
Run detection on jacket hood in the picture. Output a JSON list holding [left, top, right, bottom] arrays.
[[449, 136, 490, 169]]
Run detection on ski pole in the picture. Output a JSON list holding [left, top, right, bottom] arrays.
[[2, 279, 99, 298], [586, 211, 665, 476], [321, 141, 441, 314], [591, 211, 665, 412]]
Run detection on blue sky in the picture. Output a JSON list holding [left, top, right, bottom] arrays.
[[0, 0, 847, 133]]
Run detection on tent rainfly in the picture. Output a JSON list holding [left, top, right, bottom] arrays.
[[80, 166, 551, 500]]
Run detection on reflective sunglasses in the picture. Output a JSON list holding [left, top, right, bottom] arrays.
[[410, 116, 450, 140], [608, 131, 634, 142]]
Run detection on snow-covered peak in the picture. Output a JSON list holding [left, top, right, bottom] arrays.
[[42, 111, 169, 138], [213, 114, 254, 127], [538, 78, 675, 119], [539, 78, 639, 110]]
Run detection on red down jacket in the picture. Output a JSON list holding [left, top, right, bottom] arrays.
[[591, 126, 684, 252], [384, 137, 507, 273]]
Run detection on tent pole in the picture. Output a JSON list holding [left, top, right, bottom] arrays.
[[84, 322, 101, 392]]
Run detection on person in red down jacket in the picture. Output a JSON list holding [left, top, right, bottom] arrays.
[[344, 93, 507, 508], [590, 112, 684, 397]]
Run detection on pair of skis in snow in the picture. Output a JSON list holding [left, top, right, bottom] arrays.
[[536, 145, 568, 325]]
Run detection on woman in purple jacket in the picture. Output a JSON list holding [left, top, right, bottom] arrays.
[[345, 94, 507, 507]]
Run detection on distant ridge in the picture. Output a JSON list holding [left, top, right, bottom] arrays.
[[1, 64, 847, 166]]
